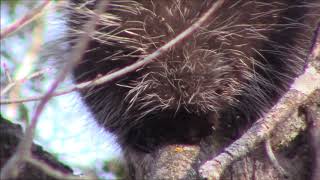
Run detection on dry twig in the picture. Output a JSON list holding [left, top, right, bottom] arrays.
[[25, 156, 96, 180], [0, 0, 51, 40], [264, 138, 289, 178], [0, 69, 49, 96]]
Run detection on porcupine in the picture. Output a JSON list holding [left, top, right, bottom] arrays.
[[65, 0, 319, 177]]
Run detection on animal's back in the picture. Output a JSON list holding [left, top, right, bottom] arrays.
[[66, 0, 319, 170]]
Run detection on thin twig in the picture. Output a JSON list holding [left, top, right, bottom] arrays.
[[0, 0, 51, 40], [0, 0, 226, 105], [1, 68, 49, 96], [0, 77, 100, 104], [264, 138, 289, 178], [25, 156, 97, 180], [199, 23, 320, 180], [2, 62, 13, 83]]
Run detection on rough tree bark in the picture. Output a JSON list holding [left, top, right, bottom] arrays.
[[1, 91, 318, 180], [125, 90, 320, 180], [0, 115, 73, 180]]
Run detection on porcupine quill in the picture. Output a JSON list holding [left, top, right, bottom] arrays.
[[64, 0, 319, 177]]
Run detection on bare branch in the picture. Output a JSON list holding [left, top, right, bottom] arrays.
[[1, 68, 49, 97], [2, 62, 13, 83], [265, 138, 288, 178], [25, 156, 97, 180], [199, 23, 320, 180], [0, 0, 51, 40]]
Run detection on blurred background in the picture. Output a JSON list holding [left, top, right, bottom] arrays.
[[0, 1, 122, 179]]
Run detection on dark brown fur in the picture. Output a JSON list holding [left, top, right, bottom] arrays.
[[65, 0, 319, 174]]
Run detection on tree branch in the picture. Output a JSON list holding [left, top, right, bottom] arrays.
[[199, 23, 320, 180], [0, 0, 51, 40]]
